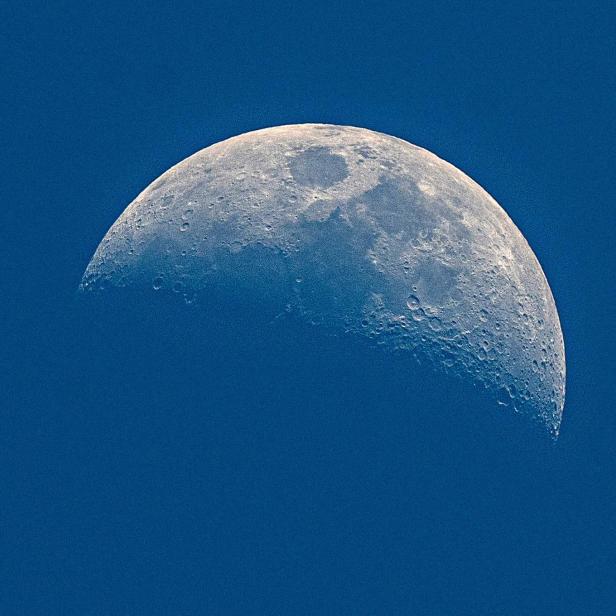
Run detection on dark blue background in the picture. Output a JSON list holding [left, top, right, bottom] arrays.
[[3, 1, 615, 614]]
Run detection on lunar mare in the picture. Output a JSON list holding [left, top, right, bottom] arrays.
[[81, 124, 565, 435]]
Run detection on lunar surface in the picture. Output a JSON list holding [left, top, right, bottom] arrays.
[[81, 124, 565, 435]]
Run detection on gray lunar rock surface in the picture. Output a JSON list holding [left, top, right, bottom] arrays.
[[81, 124, 565, 435]]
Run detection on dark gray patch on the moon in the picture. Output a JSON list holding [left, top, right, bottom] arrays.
[[288, 147, 349, 188], [292, 208, 382, 321], [359, 178, 441, 239], [410, 260, 461, 307]]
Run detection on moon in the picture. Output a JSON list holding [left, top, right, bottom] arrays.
[[80, 124, 565, 435]]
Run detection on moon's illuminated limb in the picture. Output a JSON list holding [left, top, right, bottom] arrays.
[[81, 124, 565, 435]]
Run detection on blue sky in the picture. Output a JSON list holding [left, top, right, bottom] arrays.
[[3, 1, 615, 614]]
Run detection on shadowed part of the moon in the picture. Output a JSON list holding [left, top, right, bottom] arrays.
[[292, 208, 381, 321], [288, 147, 349, 188]]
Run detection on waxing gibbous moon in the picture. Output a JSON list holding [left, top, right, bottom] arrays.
[[80, 124, 565, 435]]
